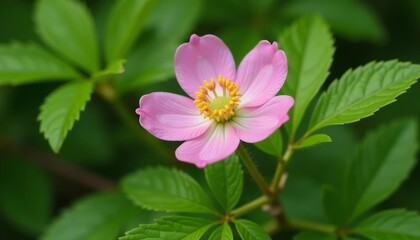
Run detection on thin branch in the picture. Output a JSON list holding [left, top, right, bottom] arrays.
[[0, 139, 117, 191], [236, 143, 273, 197]]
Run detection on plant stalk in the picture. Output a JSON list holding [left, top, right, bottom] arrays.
[[287, 218, 336, 234], [236, 143, 272, 197], [270, 144, 294, 192], [230, 195, 270, 217]]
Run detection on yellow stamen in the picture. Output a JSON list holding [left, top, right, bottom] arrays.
[[194, 75, 241, 122]]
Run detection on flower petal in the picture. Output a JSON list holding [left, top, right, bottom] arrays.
[[236, 40, 288, 107], [175, 34, 236, 98], [231, 96, 294, 143], [136, 92, 211, 141], [175, 124, 240, 168]]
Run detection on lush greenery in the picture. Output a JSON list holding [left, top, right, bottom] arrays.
[[1, 0, 420, 239]]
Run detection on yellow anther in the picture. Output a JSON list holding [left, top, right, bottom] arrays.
[[199, 86, 208, 94], [194, 75, 241, 122], [197, 102, 206, 108], [218, 75, 225, 87], [204, 80, 214, 90], [211, 78, 216, 88]]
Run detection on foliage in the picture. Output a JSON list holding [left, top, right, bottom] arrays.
[[41, 192, 138, 240], [0, 0, 419, 240]]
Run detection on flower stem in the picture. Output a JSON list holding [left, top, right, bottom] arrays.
[[230, 195, 270, 217], [287, 218, 336, 234], [97, 82, 173, 163], [236, 143, 272, 197], [270, 144, 293, 192]]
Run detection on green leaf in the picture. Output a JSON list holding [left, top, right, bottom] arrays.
[[235, 219, 271, 240], [309, 61, 420, 134], [145, 0, 203, 43], [279, 16, 334, 137], [38, 81, 94, 153], [93, 59, 126, 81], [0, 159, 52, 235], [205, 154, 243, 211], [323, 119, 418, 225], [120, 216, 213, 240], [295, 134, 332, 149], [42, 191, 136, 240], [323, 186, 348, 226], [35, 0, 99, 72], [254, 129, 283, 157], [294, 231, 336, 240], [354, 209, 420, 240], [105, 0, 155, 62], [209, 223, 233, 240], [281, 0, 386, 42], [280, 126, 356, 223], [219, 25, 262, 63], [0, 43, 79, 85], [115, 40, 176, 92], [122, 167, 215, 214]]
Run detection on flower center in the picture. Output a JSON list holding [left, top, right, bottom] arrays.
[[194, 75, 241, 122]]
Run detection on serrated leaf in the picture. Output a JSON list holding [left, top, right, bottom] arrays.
[[209, 223, 233, 240], [323, 119, 418, 225], [35, 0, 99, 72], [105, 0, 155, 62], [294, 231, 336, 240], [122, 167, 215, 214], [0, 159, 52, 235], [354, 209, 420, 240], [120, 216, 213, 240], [254, 129, 283, 157], [309, 61, 420, 134], [205, 154, 243, 211], [38, 81, 94, 153], [279, 16, 334, 137], [42, 191, 136, 240], [296, 134, 332, 149], [235, 219, 271, 240], [0, 43, 79, 85], [280, 0, 386, 42]]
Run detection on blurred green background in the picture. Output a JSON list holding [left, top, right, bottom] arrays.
[[0, 0, 419, 239]]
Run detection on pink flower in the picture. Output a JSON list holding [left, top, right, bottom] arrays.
[[136, 34, 294, 168]]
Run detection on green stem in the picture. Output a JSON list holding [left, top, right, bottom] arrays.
[[295, 132, 310, 146], [287, 218, 336, 234], [230, 195, 270, 217], [97, 82, 173, 163], [236, 143, 272, 197], [270, 144, 293, 192]]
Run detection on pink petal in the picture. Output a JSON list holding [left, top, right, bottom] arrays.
[[175, 34, 236, 98], [175, 124, 240, 168], [231, 96, 294, 143], [236, 41, 288, 107], [136, 92, 211, 141]]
